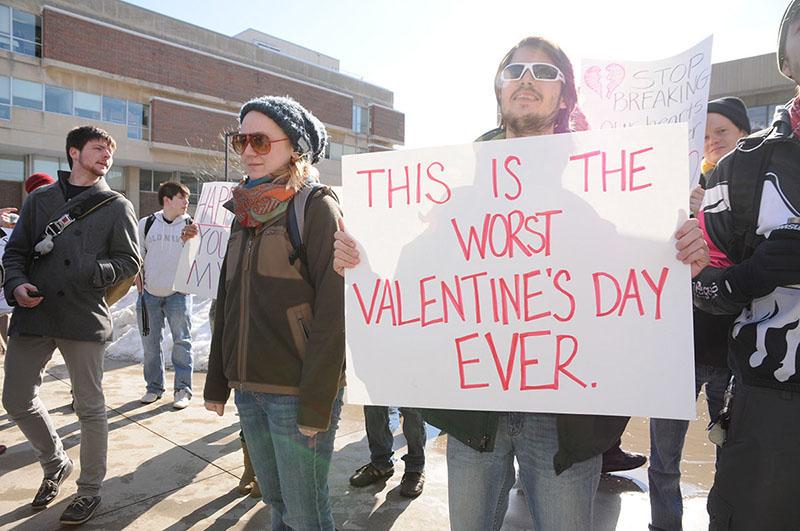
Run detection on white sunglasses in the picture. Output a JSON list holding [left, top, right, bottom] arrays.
[[500, 62, 565, 83]]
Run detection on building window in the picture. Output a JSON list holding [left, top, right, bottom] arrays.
[[0, 6, 10, 51], [106, 167, 124, 192], [352, 105, 362, 133], [127, 102, 150, 141], [45, 85, 73, 115], [766, 104, 780, 128], [179, 172, 200, 204], [0, 155, 24, 181], [12, 78, 42, 110], [746, 106, 768, 132], [0, 75, 9, 120], [11, 9, 41, 57], [3, 77, 151, 136], [328, 142, 343, 160], [0, 6, 40, 57], [139, 169, 174, 193], [32, 156, 68, 178], [102, 96, 126, 124], [74, 91, 101, 120], [352, 105, 369, 134]]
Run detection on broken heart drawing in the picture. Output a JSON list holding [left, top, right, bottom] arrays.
[[584, 63, 626, 99]]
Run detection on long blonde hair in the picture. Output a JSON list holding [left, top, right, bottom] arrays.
[[273, 152, 320, 191]]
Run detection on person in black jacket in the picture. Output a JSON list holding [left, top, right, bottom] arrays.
[[648, 97, 750, 531], [693, 2, 800, 528]]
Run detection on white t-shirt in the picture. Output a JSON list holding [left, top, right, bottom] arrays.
[[138, 211, 191, 297]]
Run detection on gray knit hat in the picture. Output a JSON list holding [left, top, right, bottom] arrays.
[[239, 96, 328, 164], [778, 0, 800, 78]]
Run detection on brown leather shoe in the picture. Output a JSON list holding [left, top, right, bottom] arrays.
[[349, 463, 394, 487], [399, 471, 425, 498]]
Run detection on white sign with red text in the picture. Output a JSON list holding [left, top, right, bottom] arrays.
[[342, 124, 695, 420]]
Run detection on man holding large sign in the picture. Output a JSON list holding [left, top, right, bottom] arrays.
[[337, 36, 709, 530]]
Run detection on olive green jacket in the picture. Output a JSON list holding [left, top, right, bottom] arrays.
[[203, 193, 345, 431]]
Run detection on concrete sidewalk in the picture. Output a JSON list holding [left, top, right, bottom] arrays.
[[0, 355, 713, 530]]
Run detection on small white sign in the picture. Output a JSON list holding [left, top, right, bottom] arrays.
[[579, 37, 713, 188], [173, 181, 237, 298]]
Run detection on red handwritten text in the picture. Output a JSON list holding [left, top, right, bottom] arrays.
[[569, 147, 654, 193], [358, 161, 452, 208]]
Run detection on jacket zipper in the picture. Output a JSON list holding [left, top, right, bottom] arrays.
[[478, 435, 490, 451], [237, 231, 255, 390], [298, 316, 309, 339], [478, 412, 494, 451]]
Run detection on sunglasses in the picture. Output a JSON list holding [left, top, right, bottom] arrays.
[[500, 63, 565, 83], [230, 133, 289, 155]]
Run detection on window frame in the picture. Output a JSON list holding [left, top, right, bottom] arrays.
[[12, 77, 43, 110]]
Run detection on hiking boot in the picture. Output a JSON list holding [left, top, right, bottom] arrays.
[[602, 446, 647, 473], [140, 392, 161, 404], [238, 438, 257, 495], [173, 389, 191, 409], [60, 495, 101, 525], [250, 478, 261, 499], [349, 463, 394, 487], [399, 471, 425, 498], [31, 458, 73, 510]]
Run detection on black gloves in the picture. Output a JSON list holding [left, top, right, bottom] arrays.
[[723, 222, 800, 302]]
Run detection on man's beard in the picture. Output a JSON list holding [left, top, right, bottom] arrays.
[[502, 107, 560, 137], [79, 159, 107, 178]]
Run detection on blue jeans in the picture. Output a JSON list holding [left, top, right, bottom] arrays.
[[447, 412, 601, 531], [235, 389, 343, 531], [364, 406, 426, 473], [648, 363, 731, 531], [137, 291, 193, 396]]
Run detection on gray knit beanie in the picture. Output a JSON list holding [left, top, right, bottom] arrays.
[[778, 0, 800, 78], [239, 96, 328, 164]]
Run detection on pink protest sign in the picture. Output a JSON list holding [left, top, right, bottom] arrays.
[[342, 124, 695, 420]]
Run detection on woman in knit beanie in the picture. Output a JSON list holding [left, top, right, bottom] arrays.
[[203, 96, 345, 530]]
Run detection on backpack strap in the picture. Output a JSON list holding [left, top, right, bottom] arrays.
[[144, 213, 192, 238], [143, 213, 156, 237], [33, 190, 122, 260], [287, 182, 339, 267]]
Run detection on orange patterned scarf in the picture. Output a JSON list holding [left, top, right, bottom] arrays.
[[232, 178, 296, 228]]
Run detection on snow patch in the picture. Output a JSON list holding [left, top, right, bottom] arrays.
[[106, 288, 213, 371]]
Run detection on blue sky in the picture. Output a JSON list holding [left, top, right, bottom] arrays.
[[127, 0, 789, 147]]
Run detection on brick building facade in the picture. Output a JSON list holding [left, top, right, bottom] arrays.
[[0, 0, 404, 215]]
